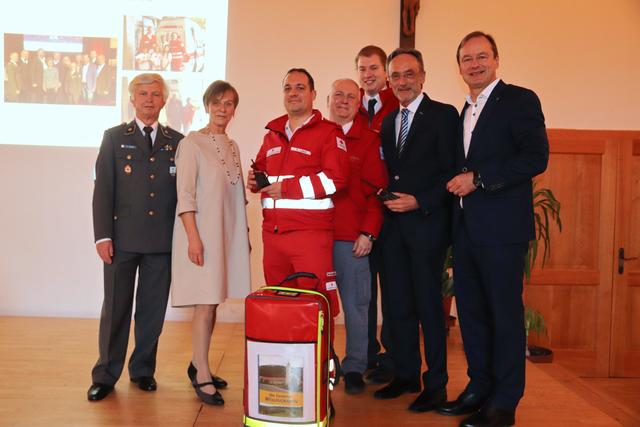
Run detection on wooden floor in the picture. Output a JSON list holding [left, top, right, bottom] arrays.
[[0, 317, 636, 427]]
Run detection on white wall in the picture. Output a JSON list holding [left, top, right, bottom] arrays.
[[1, 0, 639, 320]]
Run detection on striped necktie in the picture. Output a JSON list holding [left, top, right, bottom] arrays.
[[397, 108, 409, 156]]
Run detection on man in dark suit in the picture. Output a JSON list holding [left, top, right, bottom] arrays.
[[17, 50, 32, 102], [4, 52, 20, 102], [88, 73, 183, 401], [30, 49, 46, 103], [440, 32, 549, 427], [94, 54, 115, 105], [373, 48, 458, 414]]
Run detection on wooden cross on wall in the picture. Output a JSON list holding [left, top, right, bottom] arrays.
[[400, 0, 420, 48]]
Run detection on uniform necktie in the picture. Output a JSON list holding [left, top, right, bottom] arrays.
[[397, 108, 409, 156], [367, 98, 377, 126], [143, 126, 153, 152]]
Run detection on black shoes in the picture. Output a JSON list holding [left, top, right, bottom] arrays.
[[88, 376, 156, 400], [365, 366, 394, 384], [408, 387, 447, 412], [344, 372, 365, 395], [87, 383, 114, 401], [373, 379, 420, 399], [130, 376, 157, 391], [459, 407, 515, 427], [437, 389, 489, 416], [188, 362, 228, 389], [193, 381, 224, 406]]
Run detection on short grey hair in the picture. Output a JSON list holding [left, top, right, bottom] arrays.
[[128, 73, 169, 102]]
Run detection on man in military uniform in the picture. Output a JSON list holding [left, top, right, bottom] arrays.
[[88, 73, 183, 401]]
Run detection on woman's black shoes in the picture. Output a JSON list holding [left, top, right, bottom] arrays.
[[188, 362, 228, 389], [193, 381, 224, 405]]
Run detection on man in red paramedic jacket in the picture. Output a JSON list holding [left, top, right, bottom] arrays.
[[328, 78, 387, 394], [356, 45, 399, 383], [247, 68, 349, 319]]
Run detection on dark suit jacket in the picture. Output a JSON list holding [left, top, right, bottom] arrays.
[[31, 57, 45, 89], [380, 93, 458, 250], [95, 65, 115, 96], [453, 80, 549, 246], [92, 121, 183, 253]]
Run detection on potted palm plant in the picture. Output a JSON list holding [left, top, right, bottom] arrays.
[[524, 181, 562, 362], [441, 247, 455, 332]]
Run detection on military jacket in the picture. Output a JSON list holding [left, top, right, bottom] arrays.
[[92, 120, 183, 253]]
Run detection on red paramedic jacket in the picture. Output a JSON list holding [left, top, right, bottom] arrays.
[[253, 110, 350, 233], [332, 114, 388, 241]]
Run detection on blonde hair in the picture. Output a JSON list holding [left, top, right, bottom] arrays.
[[128, 73, 169, 102]]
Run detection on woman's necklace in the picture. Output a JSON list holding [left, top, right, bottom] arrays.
[[206, 129, 241, 185]]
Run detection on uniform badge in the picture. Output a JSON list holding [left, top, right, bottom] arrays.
[[162, 144, 174, 151], [326, 281, 338, 291], [124, 164, 132, 174], [161, 126, 173, 139], [291, 147, 311, 156], [336, 137, 347, 151], [169, 166, 176, 176], [266, 146, 281, 157]]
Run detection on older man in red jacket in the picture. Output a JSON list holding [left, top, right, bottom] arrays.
[[328, 78, 387, 394]]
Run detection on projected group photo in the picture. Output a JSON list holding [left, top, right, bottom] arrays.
[[123, 16, 207, 72], [3, 33, 118, 106]]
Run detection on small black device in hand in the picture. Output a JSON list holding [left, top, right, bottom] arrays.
[[250, 159, 270, 189], [377, 189, 400, 201]]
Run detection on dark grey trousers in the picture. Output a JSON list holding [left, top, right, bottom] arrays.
[[91, 251, 171, 385]]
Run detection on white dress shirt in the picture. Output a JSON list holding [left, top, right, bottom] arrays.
[[285, 113, 314, 140], [463, 78, 500, 158]]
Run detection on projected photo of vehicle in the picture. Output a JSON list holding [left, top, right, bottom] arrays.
[[123, 16, 206, 72], [3, 33, 118, 105]]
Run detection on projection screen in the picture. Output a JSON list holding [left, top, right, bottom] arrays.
[[1, 0, 228, 147]]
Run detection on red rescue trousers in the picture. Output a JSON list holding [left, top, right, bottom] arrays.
[[262, 229, 339, 341]]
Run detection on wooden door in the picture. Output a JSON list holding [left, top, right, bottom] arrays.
[[525, 130, 618, 377], [610, 136, 640, 377]]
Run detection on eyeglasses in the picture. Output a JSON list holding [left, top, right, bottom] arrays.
[[389, 70, 421, 82]]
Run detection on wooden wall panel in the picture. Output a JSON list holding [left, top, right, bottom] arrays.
[[533, 153, 601, 270]]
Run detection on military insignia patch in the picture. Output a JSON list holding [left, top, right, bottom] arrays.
[[161, 127, 173, 139]]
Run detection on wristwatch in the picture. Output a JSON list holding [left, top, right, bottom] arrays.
[[360, 232, 376, 242], [472, 170, 483, 188]]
